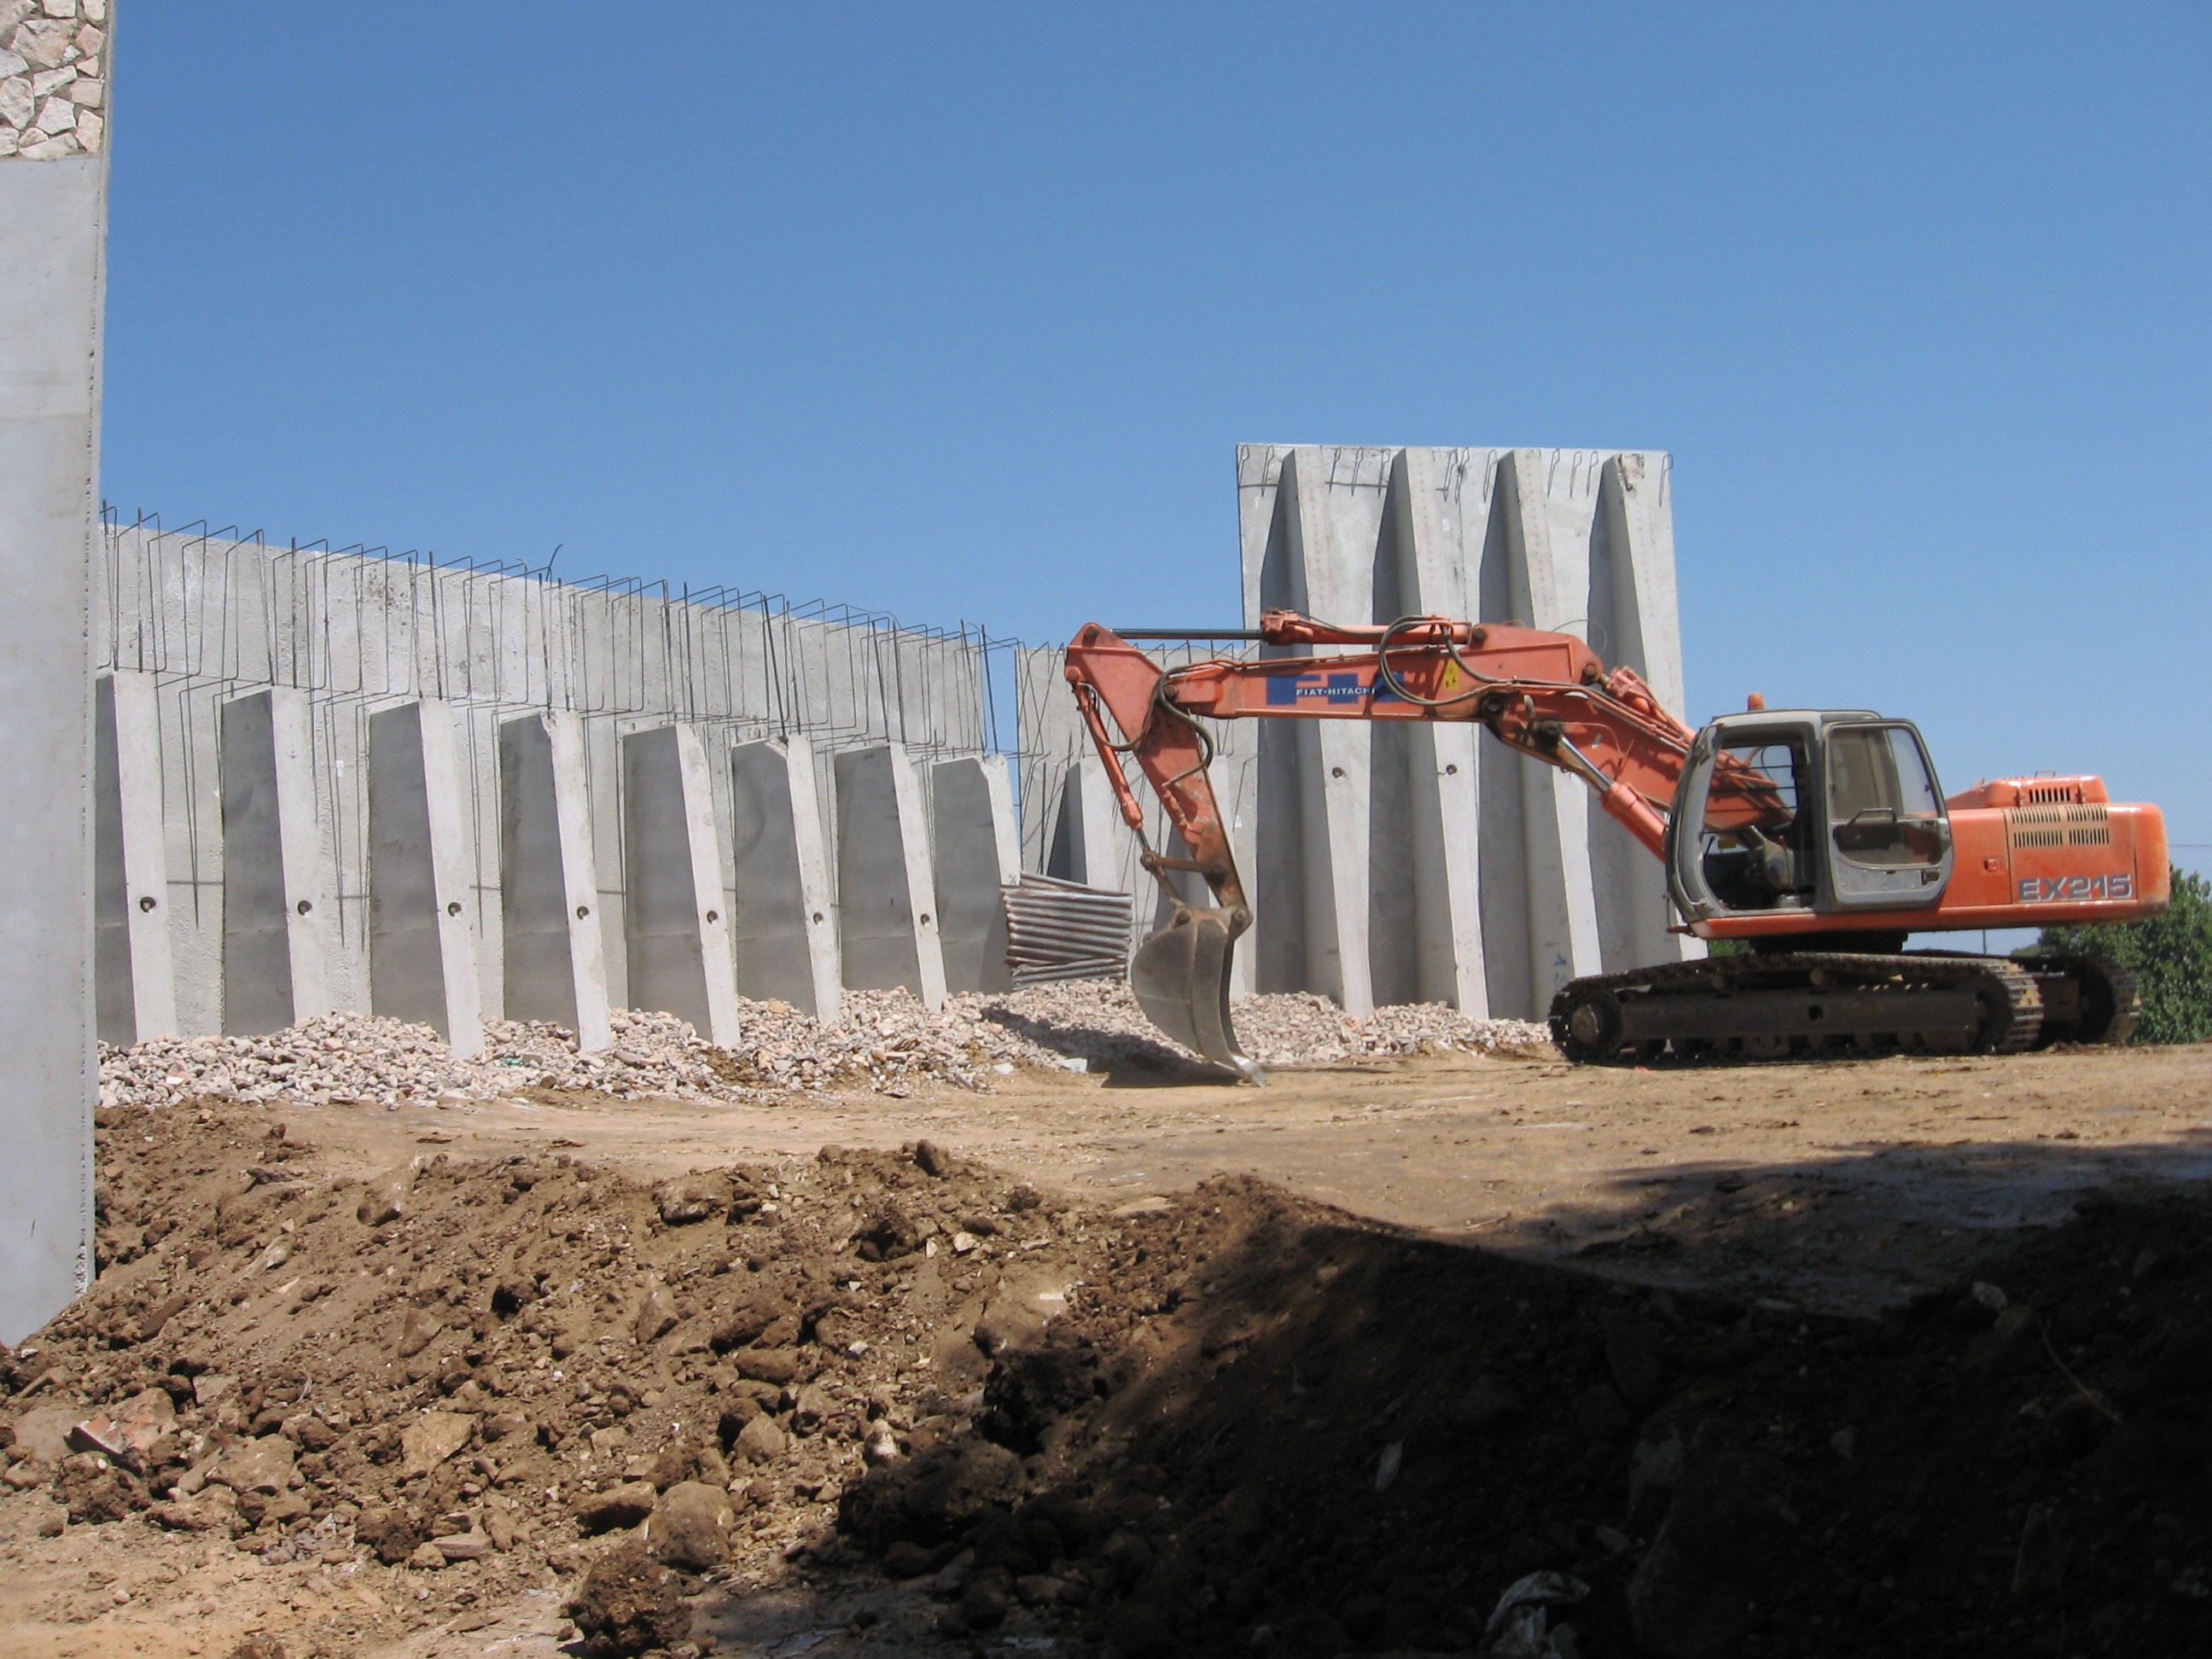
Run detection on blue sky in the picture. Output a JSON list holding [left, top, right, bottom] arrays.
[[102, 3, 2209, 864]]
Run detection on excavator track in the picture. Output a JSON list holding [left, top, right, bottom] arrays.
[[1547, 951, 2046, 1065], [2017, 952, 2140, 1046]]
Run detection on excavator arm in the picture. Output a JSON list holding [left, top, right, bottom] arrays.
[[1061, 610, 1785, 1074]]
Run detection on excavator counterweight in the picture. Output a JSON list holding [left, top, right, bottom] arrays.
[[1053, 611, 2168, 1074]]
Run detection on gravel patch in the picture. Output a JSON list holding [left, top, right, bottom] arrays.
[[97, 983, 1552, 1111]]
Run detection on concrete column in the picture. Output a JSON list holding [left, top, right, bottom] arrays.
[[729, 735, 842, 1022], [0, 0, 111, 1344], [94, 672, 178, 1044], [834, 744, 946, 1009], [368, 700, 484, 1056], [1495, 450, 1604, 1009], [1242, 445, 1393, 1016], [620, 724, 740, 1045], [498, 711, 613, 1051], [931, 754, 1019, 994], [1075, 752, 1145, 899], [1385, 449, 1495, 1015], [1588, 454, 1697, 970], [219, 689, 332, 1034]]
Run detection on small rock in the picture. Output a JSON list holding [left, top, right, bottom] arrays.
[[563, 1538, 691, 1657], [208, 1435, 296, 1496], [655, 1175, 727, 1225], [732, 1348, 804, 1387], [573, 1480, 660, 1534], [356, 1167, 415, 1227], [227, 1637, 287, 1659], [433, 1532, 490, 1562], [913, 1139, 949, 1178], [960, 1576, 1010, 1630], [734, 1414, 787, 1465], [393, 1307, 443, 1359], [633, 1285, 678, 1345], [407, 1541, 446, 1570], [67, 1387, 176, 1471], [1452, 1376, 1525, 1431], [9, 1406, 79, 1465], [1965, 1305, 2038, 1371], [400, 1412, 474, 1478], [643, 1481, 735, 1571], [882, 1540, 934, 1577]]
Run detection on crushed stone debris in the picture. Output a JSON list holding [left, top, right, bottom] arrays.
[[98, 982, 1553, 1110]]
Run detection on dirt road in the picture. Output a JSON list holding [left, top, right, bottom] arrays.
[[245, 1039, 2210, 1315]]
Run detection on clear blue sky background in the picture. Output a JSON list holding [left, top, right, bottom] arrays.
[[103, 3, 2209, 868]]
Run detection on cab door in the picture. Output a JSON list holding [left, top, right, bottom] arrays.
[[1819, 721, 1953, 909], [1666, 713, 1825, 923]]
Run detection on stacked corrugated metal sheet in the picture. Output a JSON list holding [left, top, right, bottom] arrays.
[[1001, 873, 1133, 987]]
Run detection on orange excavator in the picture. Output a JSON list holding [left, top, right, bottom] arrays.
[[1062, 611, 2168, 1076]]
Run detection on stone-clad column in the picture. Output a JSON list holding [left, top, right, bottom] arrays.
[[94, 670, 177, 1043], [931, 754, 1020, 994], [834, 744, 946, 1010], [729, 735, 842, 1022], [498, 711, 613, 1051], [368, 700, 484, 1056], [0, 0, 109, 1347], [620, 724, 740, 1045], [219, 689, 333, 1034]]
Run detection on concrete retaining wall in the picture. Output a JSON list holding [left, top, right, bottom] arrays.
[[92, 522, 1016, 1046]]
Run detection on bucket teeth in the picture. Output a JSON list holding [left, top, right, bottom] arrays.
[[1128, 908, 1264, 1082]]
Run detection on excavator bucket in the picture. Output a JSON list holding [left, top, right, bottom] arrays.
[[1129, 907, 1265, 1083]]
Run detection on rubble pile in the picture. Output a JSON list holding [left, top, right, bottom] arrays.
[[97, 983, 1556, 1112]]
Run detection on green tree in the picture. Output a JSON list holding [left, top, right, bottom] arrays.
[[2040, 866, 2212, 1045]]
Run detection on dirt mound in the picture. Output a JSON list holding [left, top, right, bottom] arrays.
[[7, 1095, 2203, 1656], [0, 1100, 1103, 1650]]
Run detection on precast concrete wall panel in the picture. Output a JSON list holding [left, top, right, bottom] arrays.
[[218, 689, 333, 1034], [95, 672, 179, 1044], [498, 712, 613, 1051], [931, 754, 1020, 994], [620, 724, 740, 1045], [1236, 443, 1693, 1020], [92, 516, 1007, 1039], [729, 736, 842, 1022], [834, 744, 946, 1009], [368, 700, 484, 1056], [0, 131, 108, 1335]]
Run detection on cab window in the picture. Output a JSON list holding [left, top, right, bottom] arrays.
[[1827, 725, 1946, 868], [1698, 740, 1812, 910]]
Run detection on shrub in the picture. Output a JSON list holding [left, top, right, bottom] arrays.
[[2041, 866, 2212, 1045]]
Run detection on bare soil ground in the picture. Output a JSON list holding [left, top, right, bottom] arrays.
[[3, 1039, 2208, 1659]]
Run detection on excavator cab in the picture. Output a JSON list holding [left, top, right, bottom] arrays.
[[1666, 711, 1954, 927]]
